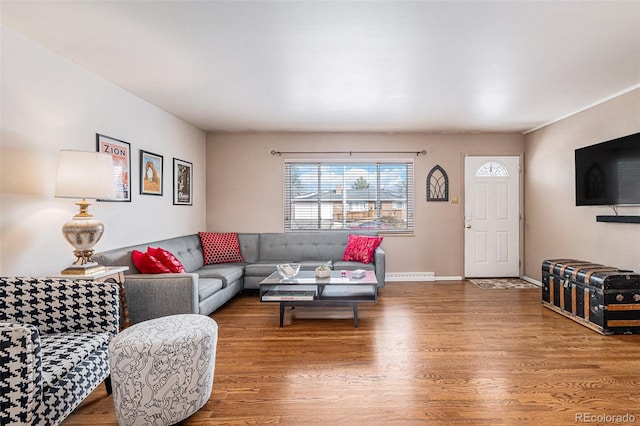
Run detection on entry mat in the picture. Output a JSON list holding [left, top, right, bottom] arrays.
[[468, 278, 540, 289]]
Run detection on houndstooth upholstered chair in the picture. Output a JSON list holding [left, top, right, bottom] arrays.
[[0, 277, 120, 426]]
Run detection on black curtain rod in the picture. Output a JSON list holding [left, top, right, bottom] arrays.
[[270, 149, 427, 156]]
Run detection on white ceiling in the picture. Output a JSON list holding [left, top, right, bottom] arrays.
[[2, 1, 639, 133]]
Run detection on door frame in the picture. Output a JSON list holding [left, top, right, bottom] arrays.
[[462, 153, 524, 278]]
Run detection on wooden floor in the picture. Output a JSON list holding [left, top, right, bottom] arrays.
[[63, 281, 640, 425]]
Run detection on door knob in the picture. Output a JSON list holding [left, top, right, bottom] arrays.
[[465, 224, 472, 229]]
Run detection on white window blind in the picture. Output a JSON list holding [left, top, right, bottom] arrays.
[[284, 160, 414, 233]]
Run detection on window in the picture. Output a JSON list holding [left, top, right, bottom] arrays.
[[349, 202, 368, 212], [476, 161, 509, 177], [284, 160, 414, 233]]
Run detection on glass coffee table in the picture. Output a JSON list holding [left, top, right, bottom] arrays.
[[259, 270, 378, 328]]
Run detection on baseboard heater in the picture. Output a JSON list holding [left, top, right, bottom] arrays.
[[385, 272, 435, 282]]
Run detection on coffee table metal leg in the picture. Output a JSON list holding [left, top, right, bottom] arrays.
[[280, 303, 285, 327], [353, 303, 358, 328]]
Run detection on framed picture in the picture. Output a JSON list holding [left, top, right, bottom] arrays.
[[140, 150, 163, 196], [96, 134, 131, 202], [173, 158, 193, 205]]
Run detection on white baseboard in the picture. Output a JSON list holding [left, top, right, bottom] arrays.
[[522, 276, 542, 287], [384, 273, 464, 282], [385, 274, 536, 283], [435, 276, 464, 281]]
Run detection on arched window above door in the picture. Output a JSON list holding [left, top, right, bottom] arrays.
[[476, 161, 509, 177]]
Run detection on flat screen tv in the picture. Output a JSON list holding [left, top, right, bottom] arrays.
[[575, 132, 640, 206]]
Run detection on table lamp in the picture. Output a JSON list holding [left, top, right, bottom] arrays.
[[55, 150, 116, 274]]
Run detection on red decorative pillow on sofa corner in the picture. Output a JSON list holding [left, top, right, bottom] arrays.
[[342, 234, 383, 264], [147, 247, 187, 273], [131, 249, 172, 274], [198, 232, 244, 265]]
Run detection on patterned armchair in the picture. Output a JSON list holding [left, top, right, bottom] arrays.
[[0, 277, 120, 426]]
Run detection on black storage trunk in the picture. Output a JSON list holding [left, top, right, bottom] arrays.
[[541, 259, 593, 312], [541, 259, 640, 335]]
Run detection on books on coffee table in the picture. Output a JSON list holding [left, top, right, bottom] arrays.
[[262, 290, 316, 301]]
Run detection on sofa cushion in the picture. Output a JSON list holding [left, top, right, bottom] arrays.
[[199, 232, 244, 264], [163, 235, 205, 272], [332, 260, 375, 270], [238, 233, 260, 264], [132, 250, 172, 274], [342, 234, 383, 264], [198, 278, 224, 301], [259, 232, 351, 261], [40, 332, 109, 390], [94, 235, 205, 274], [147, 247, 187, 273], [296, 260, 331, 270], [244, 262, 288, 277], [197, 264, 244, 287]]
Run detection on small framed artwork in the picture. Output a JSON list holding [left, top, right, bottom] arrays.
[[140, 150, 163, 196], [173, 158, 193, 205], [96, 134, 131, 202]]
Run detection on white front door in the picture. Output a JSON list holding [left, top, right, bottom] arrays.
[[464, 156, 520, 278]]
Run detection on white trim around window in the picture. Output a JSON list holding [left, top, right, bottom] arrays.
[[283, 159, 415, 233]]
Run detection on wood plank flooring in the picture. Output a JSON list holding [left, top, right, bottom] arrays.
[[63, 281, 640, 425]]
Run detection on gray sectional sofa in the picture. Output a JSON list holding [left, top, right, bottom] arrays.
[[93, 232, 385, 324]]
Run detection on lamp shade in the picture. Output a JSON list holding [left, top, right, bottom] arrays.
[[55, 150, 116, 199]]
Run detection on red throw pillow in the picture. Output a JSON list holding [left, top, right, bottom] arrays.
[[198, 232, 244, 265], [342, 234, 383, 264], [131, 249, 172, 274], [147, 247, 187, 273]]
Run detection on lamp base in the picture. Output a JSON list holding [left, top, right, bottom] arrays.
[[61, 207, 106, 275], [61, 262, 106, 275]]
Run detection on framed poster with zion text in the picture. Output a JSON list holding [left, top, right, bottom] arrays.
[[140, 150, 163, 196], [173, 158, 193, 205], [96, 134, 131, 201]]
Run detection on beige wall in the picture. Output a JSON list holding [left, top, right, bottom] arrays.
[[524, 89, 640, 281], [0, 27, 207, 276], [206, 132, 524, 277]]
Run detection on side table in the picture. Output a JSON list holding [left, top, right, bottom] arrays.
[[51, 266, 131, 330]]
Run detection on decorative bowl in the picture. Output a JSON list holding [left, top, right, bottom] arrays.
[[276, 263, 301, 279], [315, 267, 331, 278]]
